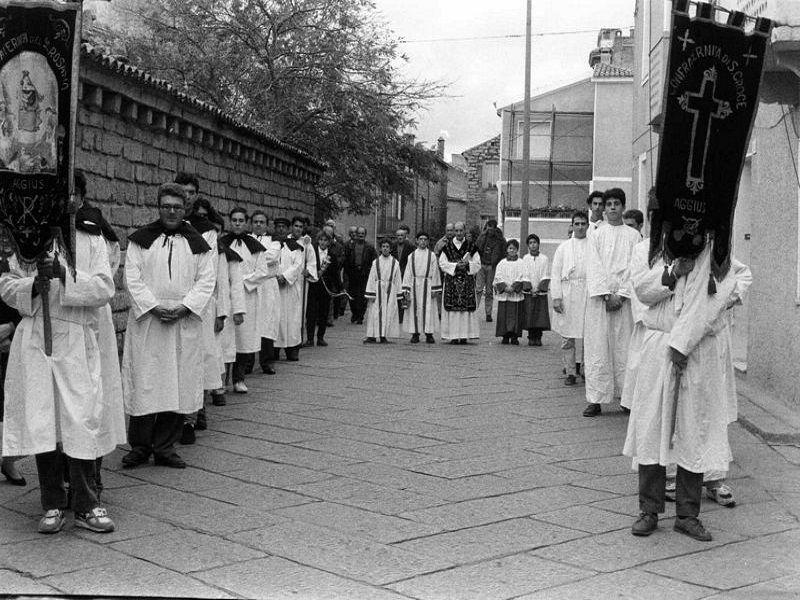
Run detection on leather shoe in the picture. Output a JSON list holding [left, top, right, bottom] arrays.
[[486, 315, 493, 322], [674, 516, 712, 541], [154, 454, 186, 469], [121, 450, 149, 469], [1, 463, 26, 486], [302, 340, 314, 348], [582, 403, 602, 417], [410, 334, 420, 344], [426, 334, 435, 344], [179, 423, 196, 445], [632, 512, 658, 536], [211, 393, 227, 406], [317, 338, 328, 347], [262, 366, 276, 375], [564, 375, 577, 386]]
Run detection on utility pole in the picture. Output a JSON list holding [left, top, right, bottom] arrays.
[[520, 0, 532, 242]]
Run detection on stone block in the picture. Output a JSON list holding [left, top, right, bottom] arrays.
[[102, 133, 124, 156], [123, 142, 143, 163], [142, 147, 159, 166], [158, 152, 177, 171], [113, 161, 134, 182], [135, 165, 154, 184], [110, 205, 134, 228]]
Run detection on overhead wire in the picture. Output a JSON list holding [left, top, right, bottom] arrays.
[[400, 27, 632, 44]]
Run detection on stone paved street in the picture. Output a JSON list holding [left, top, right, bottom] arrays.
[[2, 317, 800, 599]]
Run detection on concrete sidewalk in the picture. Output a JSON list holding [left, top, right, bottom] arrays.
[[1, 317, 800, 599]]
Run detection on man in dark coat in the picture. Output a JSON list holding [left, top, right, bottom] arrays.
[[474, 219, 506, 322]]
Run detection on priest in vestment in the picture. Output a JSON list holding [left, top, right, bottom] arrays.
[[122, 184, 215, 470], [582, 189, 641, 416], [274, 216, 311, 361], [439, 222, 481, 344], [623, 239, 751, 542], [364, 238, 403, 343], [550, 211, 590, 386], [402, 232, 441, 344], [1, 223, 116, 533]]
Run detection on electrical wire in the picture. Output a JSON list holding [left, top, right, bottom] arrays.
[[400, 27, 632, 44]]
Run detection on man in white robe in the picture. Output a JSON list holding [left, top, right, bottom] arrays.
[[623, 239, 751, 541], [250, 210, 281, 374], [1, 224, 116, 533], [439, 222, 481, 344], [121, 183, 215, 469], [364, 238, 403, 343], [275, 216, 313, 361], [583, 189, 642, 416], [402, 232, 441, 344], [550, 211, 590, 385], [586, 191, 605, 233]]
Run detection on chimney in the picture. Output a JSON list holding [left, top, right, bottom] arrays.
[[437, 137, 445, 158]]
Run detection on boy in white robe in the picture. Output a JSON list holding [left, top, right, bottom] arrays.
[[1, 225, 116, 533], [402, 232, 441, 344], [551, 211, 590, 385], [364, 238, 403, 343], [121, 183, 215, 470], [583, 188, 641, 417], [492, 240, 528, 345], [250, 211, 281, 374], [521, 233, 550, 346], [275, 216, 310, 361]]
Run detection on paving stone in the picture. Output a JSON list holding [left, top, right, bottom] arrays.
[[0, 569, 60, 595], [387, 553, 592, 600], [296, 437, 433, 468], [394, 517, 586, 563], [73, 504, 178, 544], [230, 521, 456, 585], [0, 507, 42, 545], [210, 419, 326, 444], [554, 455, 634, 476], [229, 461, 334, 487], [410, 452, 547, 479], [197, 483, 316, 511], [194, 556, 409, 599], [702, 500, 800, 538], [532, 505, 635, 534], [418, 437, 549, 460], [110, 529, 266, 573], [495, 463, 595, 487], [41, 555, 233, 598], [705, 573, 800, 598], [0, 536, 126, 577], [120, 466, 243, 492], [516, 568, 713, 599]]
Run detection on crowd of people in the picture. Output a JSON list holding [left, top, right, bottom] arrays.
[[0, 176, 750, 545]]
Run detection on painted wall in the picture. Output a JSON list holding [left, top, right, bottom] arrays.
[[592, 80, 634, 199]]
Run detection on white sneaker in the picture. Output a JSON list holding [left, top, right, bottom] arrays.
[[38, 509, 66, 534], [233, 382, 248, 394], [706, 482, 736, 507], [75, 507, 115, 533]]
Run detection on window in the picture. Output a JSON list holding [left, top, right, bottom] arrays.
[[516, 121, 551, 160], [482, 163, 499, 189]]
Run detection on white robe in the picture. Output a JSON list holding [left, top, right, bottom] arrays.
[[402, 249, 441, 334], [122, 234, 215, 416], [231, 239, 272, 354], [622, 243, 748, 474], [620, 240, 651, 411], [365, 255, 403, 338], [275, 239, 308, 349], [219, 256, 246, 364], [251, 234, 282, 341], [522, 253, 550, 292], [584, 222, 641, 404], [1, 232, 114, 460], [492, 259, 528, 303], [549, 236, 588, 339], [439, 240, 481, 340], [199, 229, 221, 388]]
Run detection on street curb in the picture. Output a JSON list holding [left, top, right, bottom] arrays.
[[736, 374, 800, 444]]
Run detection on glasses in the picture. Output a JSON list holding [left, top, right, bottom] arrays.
[[160, 205, 185, 213]]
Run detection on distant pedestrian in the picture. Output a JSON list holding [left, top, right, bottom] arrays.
[[474, 219, 506, 322], [344, 226, 376, 325]]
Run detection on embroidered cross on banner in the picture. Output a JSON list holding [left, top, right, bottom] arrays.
[[678, 28, 695, 51], [742, 45, 758, 65]]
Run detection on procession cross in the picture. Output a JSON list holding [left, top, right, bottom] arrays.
[[679, 67, 732, 194]]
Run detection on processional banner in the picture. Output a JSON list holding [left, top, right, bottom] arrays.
[[653, 0, 772, 279], [0, 1, 81, 262]]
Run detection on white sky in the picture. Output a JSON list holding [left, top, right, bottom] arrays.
[[374, 0, 637, 158]]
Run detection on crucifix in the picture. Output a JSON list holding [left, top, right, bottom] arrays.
[[678, 28, 695, 52], [678, 67, 732, 194], [742, 46, 758, 66]]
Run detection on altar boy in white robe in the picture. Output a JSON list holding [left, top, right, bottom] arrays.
[[122, 183, 215, 470], [364, 238, 403, 343], [582, 189, 641, 417], [275, 216, 310, 361], [402, 232, 441, 344], [1, 223, 116, 534]]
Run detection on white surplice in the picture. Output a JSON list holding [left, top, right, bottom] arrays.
[[549, 236, 588, 339], [584, 222, 641, 404], [198, 229, 221, 388], [439, 239, 481, 340], [623, 243, 750, 473], [275, 238, 308, 348], [365, 255, 403, 338], [251, 233, 282, 341], [122, 234, 215, 416], [231, 238, 272, 354], [219, 255, 246, 364], [492, 258, 528, 303], [402, 249, 441, 335], [1, 232, 114, 460]]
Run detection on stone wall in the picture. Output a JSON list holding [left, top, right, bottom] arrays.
[[76, 45, 324, 341], [461, 136, 501, 227]]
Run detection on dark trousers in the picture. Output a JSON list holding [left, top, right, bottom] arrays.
[[347, 270, 369, 321], [259, 338, 274, 371], [306, 284, 331, 341], [233, 352, 254, 383], [36, 449, 98, 514], [639, 463, 703, 517], [128, 412, 183, 460]]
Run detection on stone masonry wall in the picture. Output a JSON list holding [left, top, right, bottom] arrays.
[[461, 136, 501, 226]]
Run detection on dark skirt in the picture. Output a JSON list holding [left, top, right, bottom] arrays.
[[496, 301, 525, 337], [524, 294, 551, 330]]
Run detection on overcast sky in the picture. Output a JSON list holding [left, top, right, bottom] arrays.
[[374, 0, 636, 159]]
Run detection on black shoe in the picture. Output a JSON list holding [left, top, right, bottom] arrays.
[[302, 340, 314, 348], [486, 315, 493, 322], [449, 339, 459, 345], [1, 463, 26, 486], [244, 367, 253, 375], [426, 334, 435, 344], [211, 393, 227, 407], [180, 423, 196, 445], [459, 339, 468, 345], [356, 319, 364, 325], [317, 338, 328, 347], [674, 516, 712, 541], [501, 336, 509, 345], [528, 338, 536, 346], [564, 375, 577, 386], [122, 450, 149, 469], [262, 366, 276, 375], [410, 334, 420, 344], [379, 337, 391, 344], [195, 409, 208, 431], [632, 512, 658, 536], [364, 337, 377, 344], [582, 403, 602, 417], [510, 337, 519, 345], [154, 454, 187, 469]]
